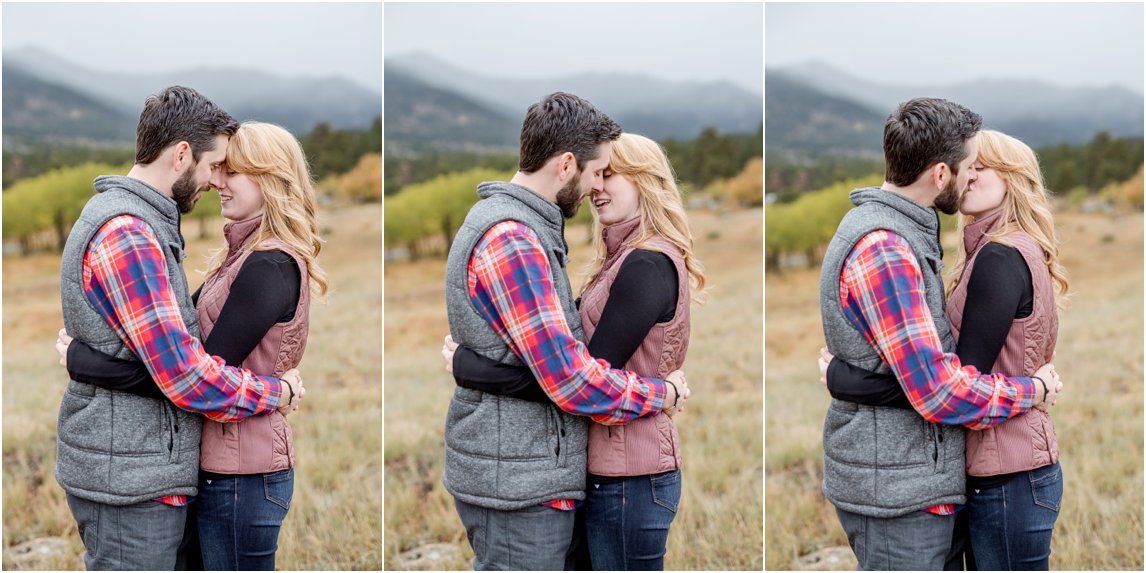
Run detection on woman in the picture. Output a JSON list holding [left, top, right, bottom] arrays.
[[445, 132, 706, 570], [821, 129, 1069, 570], [58, 121, 327, 570]]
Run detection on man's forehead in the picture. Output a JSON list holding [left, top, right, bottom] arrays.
[[964, 137, 980, 160], [204, 139, 229, 163], [587, 153, 611, 169]]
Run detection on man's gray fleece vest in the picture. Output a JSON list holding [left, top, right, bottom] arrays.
[[56, 175, 203, 505], [819, 187, 966, 518], [442, 181, 589, 510]]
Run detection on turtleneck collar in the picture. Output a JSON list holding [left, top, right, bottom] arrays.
[[223, 215, 263, 253], [962, 209, 1005, 256], [601, 215, 642, 255]]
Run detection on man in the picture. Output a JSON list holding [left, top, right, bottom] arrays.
[[818, 97, 1061, 570], [442, 92, 687, 570], [56, 86, 303, 571]]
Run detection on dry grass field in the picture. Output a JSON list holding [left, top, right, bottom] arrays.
[[764, 207, 1144, 570], [383, 207, 764, 570], [2, 204, 383, 570]]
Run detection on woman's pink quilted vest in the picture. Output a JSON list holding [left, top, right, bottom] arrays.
[[581, 216, 691, 476], [947, 210, 1059, 477], [197, 216, 310, 474]]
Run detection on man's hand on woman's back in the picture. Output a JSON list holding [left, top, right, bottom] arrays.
[[1032, 357, 1063, 412], [663, 370, 690, 417], [277, 368, 305, 416]]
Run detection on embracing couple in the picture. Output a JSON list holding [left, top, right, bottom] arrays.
[[54, 86, 325, 570], [818, 97, 1070, 570], [437, 92, 706, 570]]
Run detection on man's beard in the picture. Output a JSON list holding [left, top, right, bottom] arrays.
[[171, 167, 204, 214], [933, 174, 963, 215], [555, 172, 583, 219]]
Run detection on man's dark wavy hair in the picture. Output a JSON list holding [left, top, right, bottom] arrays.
[[518, 92, 621, 173], [135, 86, 239, 165], [883, 97, 982, 185]]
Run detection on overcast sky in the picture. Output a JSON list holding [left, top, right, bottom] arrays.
[[766, 2, 1143, 94], [384, 2, 763, 94], [2, 2, 382, 93]]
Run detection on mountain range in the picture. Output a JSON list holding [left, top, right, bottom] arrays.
[[3, 63, 135, 147], [3, 46, 382, 146], [384, 51, 763, 152], [767, 61, 1144, 160], [384, 66, 519, 153]]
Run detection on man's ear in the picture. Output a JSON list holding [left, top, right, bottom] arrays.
[[556, 152, 576, 181], [931, 163, 950, 191], [171, 141, 193, 172]]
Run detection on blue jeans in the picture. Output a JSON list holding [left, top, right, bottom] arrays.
[[585, 470, 682, 571], [968, 461, 1063, 570], [196, 469, 294, 571], [453, 498, 575, 570]]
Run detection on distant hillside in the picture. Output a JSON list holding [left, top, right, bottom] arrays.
[[764, 70, 884, 160], [386, 52, 762, 142], [773, 61, 1143, 147], [2, 63, 134, 147], [383, 66, 518, 153], [4, 46, 380, 137]]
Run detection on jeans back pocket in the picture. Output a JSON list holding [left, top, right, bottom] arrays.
[[650, 470, 682, 513], [1029, 462, 1063, 512], [264, 468, 295, 512]]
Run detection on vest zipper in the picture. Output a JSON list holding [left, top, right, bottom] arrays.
[[548, 405, 562, 466], [162, 402, 176, 462], [931, 423, 941, 471]]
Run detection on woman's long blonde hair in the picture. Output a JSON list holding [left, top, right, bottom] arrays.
[[946, 129, 1069, 309], [204, 121, 329, 298], [580, 133, 707, 304]]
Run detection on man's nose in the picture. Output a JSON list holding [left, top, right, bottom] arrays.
[[208, 172, 225, 190]]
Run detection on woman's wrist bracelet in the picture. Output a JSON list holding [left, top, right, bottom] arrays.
[[1032, 375, 1049, 401], [664, 379, 679, 409], [283, 378, 295, 406]]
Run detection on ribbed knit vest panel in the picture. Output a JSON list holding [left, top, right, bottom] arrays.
[[947, 211, 1059, 476], [579, 217, 691, 476], [196, 215, 310, 474]]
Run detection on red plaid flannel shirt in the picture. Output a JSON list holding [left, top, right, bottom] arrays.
[[83, 215, 285, 505], [469, 221, 669, 510], [839, 230, 1037, 515]]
